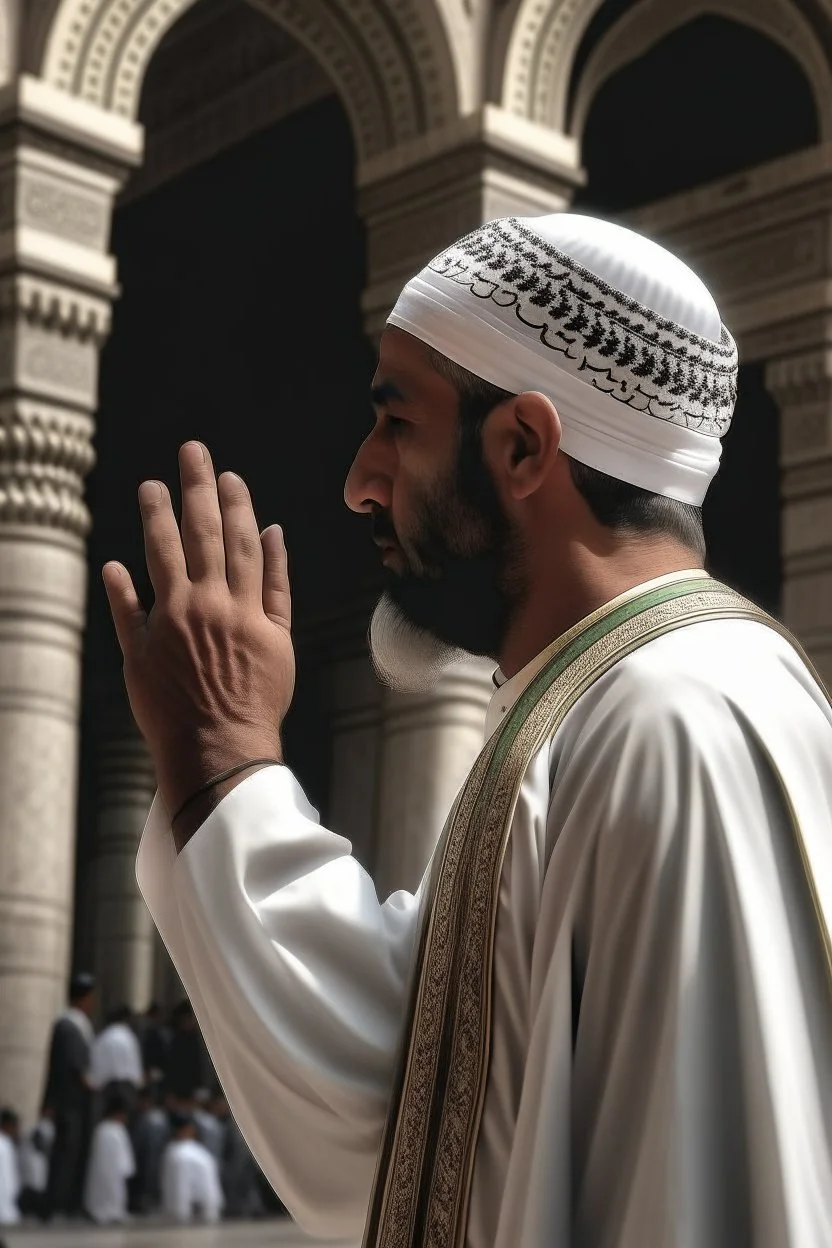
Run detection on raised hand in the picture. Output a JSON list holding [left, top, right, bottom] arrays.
[[103, 442, 295, 831]]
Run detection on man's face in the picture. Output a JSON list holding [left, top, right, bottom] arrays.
[[344, 330, 524, 680]]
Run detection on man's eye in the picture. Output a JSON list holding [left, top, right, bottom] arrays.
[[386, 414, 407, 432]]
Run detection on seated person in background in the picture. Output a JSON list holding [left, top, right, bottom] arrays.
[[83, 1093, 135, 1225], [0, 1110, 20, 1226], [161, 1113, 223, 1224], [18, 1108, 54, 1217]]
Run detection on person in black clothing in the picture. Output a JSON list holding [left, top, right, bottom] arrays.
[[41, 972, 96, 1219], [140, 1002, 170, 1102], [164, 1001, 208, 1102]]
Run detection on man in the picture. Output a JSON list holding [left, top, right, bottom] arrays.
[[130, 1088, 170, 1212], [41, 972, 95, 1219], [105, 213, 832, 1246], [82, 1093, 134, 1224], [163, 1000, 209, 1102], [160, 1113, 223, 1224], [0, 1111, 20, 1226], [139, 1002, 170, 1100], [89, 1006, 144, 1115]]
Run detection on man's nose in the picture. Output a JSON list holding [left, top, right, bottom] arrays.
[[344, 433, 392, 514]]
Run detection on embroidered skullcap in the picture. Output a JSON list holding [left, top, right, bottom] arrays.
[[387, 214, 738, 505]]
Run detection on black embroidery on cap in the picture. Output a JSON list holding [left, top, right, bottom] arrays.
[[427, 218, 737, 437]]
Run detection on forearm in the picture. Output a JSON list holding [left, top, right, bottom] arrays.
[[138, 764, 421, 1236]]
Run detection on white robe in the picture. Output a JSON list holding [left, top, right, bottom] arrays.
[[138, 614, 832, 1246], [0, 1134, 20, 1225], [83, 1119, 135, 1223], [89, 1023, 144, 1089], [161, 1138, 224, 1223]]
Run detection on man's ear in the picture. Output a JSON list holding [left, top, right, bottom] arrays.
[[488, 392, 562, 500]]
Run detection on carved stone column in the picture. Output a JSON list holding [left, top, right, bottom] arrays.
[[373, 659, 494, 897], [355, 109, 581, 893], [0, 78, 139, 1121], [766, 348, 832, 689], [94, 708, 157, 1017], [358, 106, 583, 338]]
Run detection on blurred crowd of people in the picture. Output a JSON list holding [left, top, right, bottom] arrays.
[[0, 972, 285, 1226]]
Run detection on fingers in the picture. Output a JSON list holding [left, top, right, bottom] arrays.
[[218, 472, 263, 599], [261, 525, 291, 630], [102, 562, 147, 655], [138, 480, 188, 597], [179, 442, 225, 581]]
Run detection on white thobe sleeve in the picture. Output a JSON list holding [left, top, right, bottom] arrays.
[[137, 764, 422, 1239], [532, 674, 832, 1248]]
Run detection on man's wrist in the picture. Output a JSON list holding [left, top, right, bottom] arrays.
[[170, 760, 280, 853]]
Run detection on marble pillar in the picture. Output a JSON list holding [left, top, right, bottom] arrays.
[[767, 348, 832, 690], [0, 79, 139, 1122], [94, 710, 157, 1016], [373, 658, 495, 898]]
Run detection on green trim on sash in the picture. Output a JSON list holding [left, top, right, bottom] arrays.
[[362, 577, 831, 1248]]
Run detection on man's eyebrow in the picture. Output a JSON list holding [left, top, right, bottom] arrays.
[[370, 380, 406, 407]]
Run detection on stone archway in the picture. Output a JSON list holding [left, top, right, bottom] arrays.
[[497, 0, 832, 137]]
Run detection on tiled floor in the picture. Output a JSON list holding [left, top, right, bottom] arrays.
[[1, 1218, 355, 1248]]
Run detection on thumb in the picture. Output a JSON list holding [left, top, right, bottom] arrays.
[[260, 526, 292, 631]]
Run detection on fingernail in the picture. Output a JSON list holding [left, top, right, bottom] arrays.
[[139, 481, 163, 504], [184, 441, 206, 463]]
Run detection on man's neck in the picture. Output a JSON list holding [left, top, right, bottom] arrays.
[[497, 543, 704, 680]]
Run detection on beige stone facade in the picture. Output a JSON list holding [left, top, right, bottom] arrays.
[[0, 0, 827, 1123]]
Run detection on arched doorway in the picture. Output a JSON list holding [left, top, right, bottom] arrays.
[[570, 12, 821, 614]]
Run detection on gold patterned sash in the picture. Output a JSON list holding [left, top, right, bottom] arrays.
[[362, 575, 831, 1248]]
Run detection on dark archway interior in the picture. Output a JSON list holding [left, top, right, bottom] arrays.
[[74, 92, 373, 965], [571, 14, 819, 211], [571, 14, 819, 614]]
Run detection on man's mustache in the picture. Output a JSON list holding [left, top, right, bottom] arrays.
[[371, 511, 399, 546]]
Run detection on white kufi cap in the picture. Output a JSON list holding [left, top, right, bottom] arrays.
[[387, 214, 738, 505]]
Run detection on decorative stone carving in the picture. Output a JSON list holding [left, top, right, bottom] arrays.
[[94, 707, 157, 1015], [39, 0, 461, 161], [19, 174, 109, 249]]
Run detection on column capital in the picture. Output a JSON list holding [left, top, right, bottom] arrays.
[[357, 107, 583, 339], [765, 347, 832, 472]]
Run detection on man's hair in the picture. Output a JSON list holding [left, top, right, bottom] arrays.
[[104, 1092, 131, 1119], [425, 347, 706, 558], [0, 1109, 18, 1131]]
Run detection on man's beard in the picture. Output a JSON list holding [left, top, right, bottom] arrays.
[[368, 427, 525, 693]]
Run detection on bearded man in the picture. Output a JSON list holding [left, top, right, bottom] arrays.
[[104, 214, 832, 1248]]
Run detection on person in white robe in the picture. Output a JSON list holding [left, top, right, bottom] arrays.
[[160, 1115, 223, 1224], [83, 1094, 135, 1224], [89, 1006, 144, 1111], [105, 212, 832, 1247], [0, 1110, 20, 1226]]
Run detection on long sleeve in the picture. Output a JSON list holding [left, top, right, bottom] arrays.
[[136, 764, 423, 1239]]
